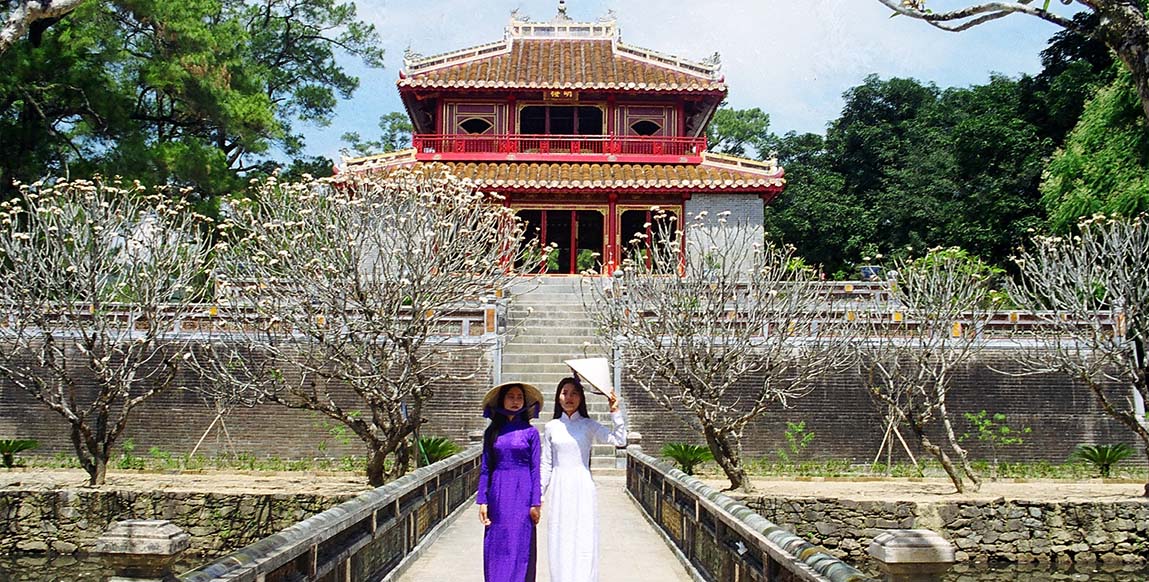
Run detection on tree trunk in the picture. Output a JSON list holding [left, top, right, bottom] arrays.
[[70, 424, 108, 486], [910, 426, 965, 494], [366, 448, 388, 487], [938, 401, 981, 492], [703, 425, 751, 493]]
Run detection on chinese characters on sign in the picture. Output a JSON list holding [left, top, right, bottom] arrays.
[[543, 89, 579, 102]]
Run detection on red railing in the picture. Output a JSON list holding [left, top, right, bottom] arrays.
[[411, 134, 707, 162]]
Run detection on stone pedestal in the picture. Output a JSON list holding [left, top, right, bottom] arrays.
[[92, 519, 190, 582], [868, 529, 955, 582]]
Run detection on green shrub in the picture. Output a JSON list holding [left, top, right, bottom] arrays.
[[775, 421, 815, 466], [418, 436, 461, 465], [661, 443, 713, 476], [1070, 444, 1134, 478], [576, 249, 599, 273], [0, 439, 38, 468], [960, 410, 1031, 480]]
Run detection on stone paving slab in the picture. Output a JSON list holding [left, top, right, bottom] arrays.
[[393, 475, 692, 582]]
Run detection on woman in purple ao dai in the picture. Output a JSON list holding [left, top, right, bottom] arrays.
[[476, 382, 543, 582], [541, 377, 627, 582]]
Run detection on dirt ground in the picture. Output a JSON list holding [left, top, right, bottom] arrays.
[[3, 468, 1147, 503], [705, 476, 1149, 503], [0, 468, 374, 496]]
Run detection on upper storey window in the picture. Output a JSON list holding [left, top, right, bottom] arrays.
[[629, 120, 661, 136], [445, 103, 503, 135], [520, 105, 604, 135], [460, 118, 494, 134]]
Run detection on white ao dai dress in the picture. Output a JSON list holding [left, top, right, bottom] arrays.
[[540, 410, 626, 582]]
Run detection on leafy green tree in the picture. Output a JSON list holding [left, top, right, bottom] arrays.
[[705, 104, 775, 158], [342, 112, 414, 157], [1041, 68, 1149, 231], [874, 1, 1149, 126], [1019, 12, 1117, 146], [0, 0, 384, 199], [934, 77, 1050, 260]]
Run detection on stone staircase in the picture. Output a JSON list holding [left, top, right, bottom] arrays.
[[502, 276, 621, 469]]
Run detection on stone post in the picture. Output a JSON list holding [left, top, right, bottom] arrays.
[[620, 431, 642, 468], [92, 519, 190, 582], [867, 529, 955, 582]]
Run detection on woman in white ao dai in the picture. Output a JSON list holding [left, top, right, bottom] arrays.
[[540, 377, 626, 582]]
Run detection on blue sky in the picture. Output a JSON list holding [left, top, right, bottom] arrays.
[[300, 1, 1080, 165]]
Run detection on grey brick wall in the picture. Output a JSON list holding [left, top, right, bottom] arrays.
[[4, 340, 1142, 466], [0, 345, 495, 459], [623, 351, 1142, 465], [683, 193, 765, 275]]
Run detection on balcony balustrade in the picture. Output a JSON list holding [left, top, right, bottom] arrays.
[[411, 133, 707, 163]]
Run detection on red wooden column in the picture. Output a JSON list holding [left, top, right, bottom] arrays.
[[606, 193, 618, 273], [569, 209, 578, 274]]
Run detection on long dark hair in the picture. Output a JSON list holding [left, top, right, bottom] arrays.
[[552, 377, 589, 419], [483, 384, 531, 467]]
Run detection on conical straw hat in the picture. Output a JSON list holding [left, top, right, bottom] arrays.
[[564, 357, 614, 397], [481, 381, 544, 418]]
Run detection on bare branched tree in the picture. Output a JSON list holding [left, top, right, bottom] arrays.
[[873, 1, 1149, 124], [857, 248, 1001, 493], [0, 178, 212, 485], [1007, 214, 1149, 496], [199, 169, 529, 486], [583, 211, 848, 492]]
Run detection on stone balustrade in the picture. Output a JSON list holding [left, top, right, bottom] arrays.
[[625, 448, 874, 582], [179, 446, 481, 582]]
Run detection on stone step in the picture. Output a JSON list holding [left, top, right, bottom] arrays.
[[502, 340, 604, 351], [590, 456, 621, 470], [510, 294, 589, 304], [505, 332, 597, 342], [508, 312, 594, 323], [501, 355, 606, 366], [501, 374, 593, 386]]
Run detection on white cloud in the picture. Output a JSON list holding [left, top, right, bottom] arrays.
[[307, 0, 1074, 162]]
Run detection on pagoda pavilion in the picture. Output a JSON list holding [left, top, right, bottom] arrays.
[[343, 2, 785, 274]]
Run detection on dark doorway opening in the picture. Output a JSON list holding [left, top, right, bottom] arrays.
[[519, 106, 604, 135], [620, 209, 679, 272], [515, 209, 605, 274]]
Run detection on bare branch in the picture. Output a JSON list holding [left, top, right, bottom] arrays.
[[0, 177, 212, 485], [583, 210, 850, 492], [196, 169, 531, 485], [874, 0, 1080, 32], [1007, 214, 1149, 495]]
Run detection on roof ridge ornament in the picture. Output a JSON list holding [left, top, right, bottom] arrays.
[[702, 52, 721, 69], [506, 2, 618, 40]]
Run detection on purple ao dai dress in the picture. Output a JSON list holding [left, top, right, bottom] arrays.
[[477, 418, 542, 582], [541, 410, 627, 582]]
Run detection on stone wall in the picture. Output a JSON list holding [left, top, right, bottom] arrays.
[[743, 495, 1149, 565], [0, 488, 352, 556], [623, 350, 1142, 464], [0, 345, 494, 460]]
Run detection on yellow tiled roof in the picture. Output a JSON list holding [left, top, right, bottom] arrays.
[[399, 39, 725, 93], [342, 150, 783, 192]]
